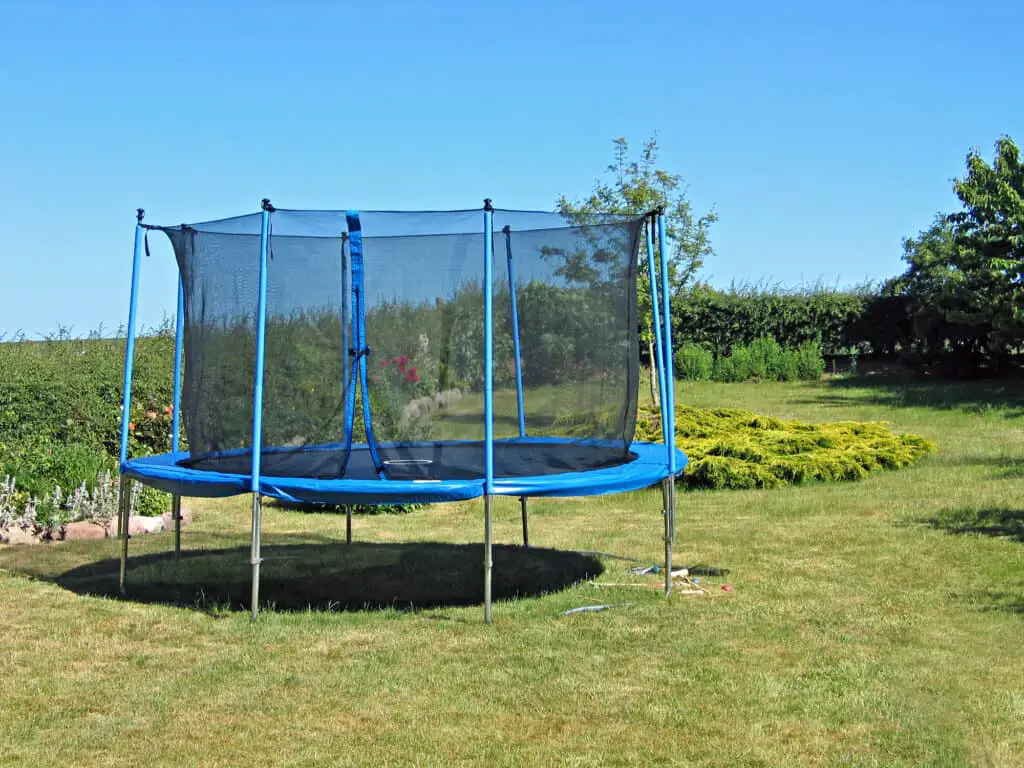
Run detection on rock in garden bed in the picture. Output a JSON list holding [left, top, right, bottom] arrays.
[[0, 505, 193, 546]]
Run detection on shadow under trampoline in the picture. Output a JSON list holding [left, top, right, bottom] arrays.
[[54, 541, 605, 613]]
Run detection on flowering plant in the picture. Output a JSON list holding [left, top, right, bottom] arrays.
[[127, 403, 178, 457], [367, 352, 433, 440]]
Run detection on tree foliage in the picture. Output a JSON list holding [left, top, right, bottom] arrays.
[[557, 136, 717, 399], [888, 136, 1024, 374], [947, 136, 1024, 357], [557, 136, 717, 291]]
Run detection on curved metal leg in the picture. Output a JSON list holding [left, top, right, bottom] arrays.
[[663, 477, 676, 598], [484, 495, 493, 624], [520, 496, 529, 548], [250, 494, 263, 620], [118, 477, 132, 595], [172, 495, 182, 559]]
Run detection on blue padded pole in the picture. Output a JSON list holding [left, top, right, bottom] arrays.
[[170, 274, 185, 557], [483, 199, 495, 624], [118, 210, 146, 473], [171, 276, 185, 454], [644, 218, 669, 450], [250, 201, 273, 493], [118, 209, 145, 588], [340, 233, 349, 442], [483, 202, 495, 491], [657, 211, 676, 474], [503, 226, 526, 438]]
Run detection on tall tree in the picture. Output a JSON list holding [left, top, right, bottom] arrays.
[[557, 136, 717, 403], [885, 215, 986, 367], [888, 135, 1024, 374], [946, 135, 1024, 361]]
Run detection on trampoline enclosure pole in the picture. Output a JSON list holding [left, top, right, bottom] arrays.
[[504, 224, 531, 547], [657, 211, 677, 594], [644, 218, 669, 448], [483, 200, 495, 624], [504, 226, 527, 438], [117, 210, 145, 589], [171, 277, 185, 557], [657, 210, 676, 476], [249, 200, 273, 620], [340, 233, 349, 435], [118, 211, 146, 477]]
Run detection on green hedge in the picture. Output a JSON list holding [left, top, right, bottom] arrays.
[[672, 283, 872, 356], [0, 335, 175, 523], [669, 284, 916, 362]]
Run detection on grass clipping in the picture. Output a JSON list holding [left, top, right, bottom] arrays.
[[632, 406, 936, 491]]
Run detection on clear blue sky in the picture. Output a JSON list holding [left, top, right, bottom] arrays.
[[1, 0, 1022, 338]]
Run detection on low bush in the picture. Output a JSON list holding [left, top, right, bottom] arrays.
[[677, 338, 825, 383], [275, 501, 422, 516], [675, 343, 714, 381], [714, 345, 754, 382], [795, 341, 826, 380]]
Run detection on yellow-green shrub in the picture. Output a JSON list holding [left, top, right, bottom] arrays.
[[634, 405, 935, 490]]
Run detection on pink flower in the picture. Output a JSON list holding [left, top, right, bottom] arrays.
[[380, 359, 389, 368]]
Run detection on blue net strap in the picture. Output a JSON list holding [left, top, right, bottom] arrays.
[[344, 212, 385, 479]]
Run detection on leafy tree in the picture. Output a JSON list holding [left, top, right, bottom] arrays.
[[946, 135, 1024, 362], [883, 215, 983, 368], [557, 136, 717, 403], [887, 136, 1024, 374]]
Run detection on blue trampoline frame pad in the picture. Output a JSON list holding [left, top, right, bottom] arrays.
[[123, 439, 688, 506]]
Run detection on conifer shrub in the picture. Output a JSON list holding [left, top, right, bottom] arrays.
[[632, 405, 935, 490]]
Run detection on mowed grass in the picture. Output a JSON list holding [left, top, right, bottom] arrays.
[[1, 376, 1023, 766]]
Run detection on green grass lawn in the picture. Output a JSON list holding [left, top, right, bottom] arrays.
[[1, 376, 1023, 766]]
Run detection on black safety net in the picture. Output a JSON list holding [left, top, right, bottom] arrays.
[[157, 208, 644, 481]]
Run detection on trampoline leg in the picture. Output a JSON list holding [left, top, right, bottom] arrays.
[[520, 496, 529, 548], [484, 494, 494, 624], [118, 476, 131, 596], [172, 494, 182, 559], [250, 493, 263, 621], [346, 505, 352, 545], [662, 477, 676, 598]]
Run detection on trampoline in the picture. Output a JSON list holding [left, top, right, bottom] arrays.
[[116, 200, 685, 622]]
